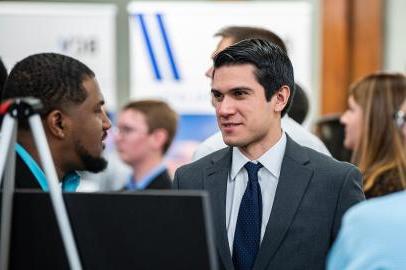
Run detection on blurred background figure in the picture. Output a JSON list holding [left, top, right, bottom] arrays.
[[115, 99, 178, 190], [327, 97, 406, 270], [340, 72, 406, 198], [314, 114, 352, 162], [193, 25, 330, 161], [0, 58, 6, 95], [289, 83, 309, 125], [0, 58, 7, 126]]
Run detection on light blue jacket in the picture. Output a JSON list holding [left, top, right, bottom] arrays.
[[328, 191, 406, 270]]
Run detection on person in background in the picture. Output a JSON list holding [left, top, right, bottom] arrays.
[[115, 99, 178, 190], [340, 72, 406, 198], [174, 39, 364, 270], [193, 26, 330, 161], [289, 83, 309, 124], [1, 53, 111, 191], [314, 114, 352, 162], [327, 98, 406, 270], [0, 58, 7, 95], [0, 58, 8, 125]]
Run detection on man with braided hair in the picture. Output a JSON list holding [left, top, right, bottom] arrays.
[[1, 53, 111, 191]]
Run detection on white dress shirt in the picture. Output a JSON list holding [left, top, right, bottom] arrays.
[[192, 115, 330, 161], [226, 132, 287, 254]]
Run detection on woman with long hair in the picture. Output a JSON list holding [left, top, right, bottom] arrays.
[[327, 97, 406, 269], [340, 72, 406, 198]]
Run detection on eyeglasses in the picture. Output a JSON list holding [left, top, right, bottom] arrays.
[[114, 126, 149, 136], [114, 126, 137, 136], [393, 110, 406, 128]]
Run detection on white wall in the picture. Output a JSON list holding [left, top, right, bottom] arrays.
[[384, 0, 406, 72]]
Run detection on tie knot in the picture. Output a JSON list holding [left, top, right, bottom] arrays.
[[244, 162, 263, 176]]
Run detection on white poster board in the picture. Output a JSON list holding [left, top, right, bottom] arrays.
[[0, 2, 117, 110], [128, 1, 312, 115]]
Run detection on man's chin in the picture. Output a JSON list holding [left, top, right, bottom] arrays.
[[81, 154, 108, 173], [74, 141, 108, 173], [222, 137, 241, 147]]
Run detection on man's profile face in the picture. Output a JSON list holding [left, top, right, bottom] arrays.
[[68, 77, 112, 173], [205, 36, 235, 78], [340, 95, 363, 151], [211, 64, 278, 150]]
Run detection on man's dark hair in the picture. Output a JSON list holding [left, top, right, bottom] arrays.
[[0, 58, 8, 126], [0, 58, 7, 100], [213, 38, 295, 117], [2, 53, 94, 127], [215, 26, 287, 53], [289, 83, 309, 124]]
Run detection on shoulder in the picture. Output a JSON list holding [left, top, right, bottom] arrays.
[[15, 154, 41, 189], [179, 147, 229, 174], [328, 192, 406, 270], [174, 147, 230, 187], [282, 116, 331, 156], [286, 135, 358, 175], [285, 136, 362, 196], [346, 191, 406, 224], [147, 169, 172, 189], [336, 191, 406, 254]]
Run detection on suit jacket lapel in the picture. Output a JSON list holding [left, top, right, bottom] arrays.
[[254, 136, 314, 270], [205, 147, 234, 270]]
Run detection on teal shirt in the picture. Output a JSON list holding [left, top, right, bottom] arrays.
[[15, 143, 80, 192]]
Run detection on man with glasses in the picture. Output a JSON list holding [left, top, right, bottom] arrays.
[[115, 99, 178, 190], [328, 98, 406, 269]]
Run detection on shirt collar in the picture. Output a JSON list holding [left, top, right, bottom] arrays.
[[230, 132, 287, 180], [125, 163, 166, 190], [62, 171, 81, 192], [15, 143, 80, 191]]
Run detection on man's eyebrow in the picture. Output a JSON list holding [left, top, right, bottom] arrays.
[[225, 87, 253, 93], [230, 87, 252, 91], [211, 87, 252, 93]]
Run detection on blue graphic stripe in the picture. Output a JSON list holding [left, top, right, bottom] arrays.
[[156, 13, 181, 81], [135, 13, 162, 80]]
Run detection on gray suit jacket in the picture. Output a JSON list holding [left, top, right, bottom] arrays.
[[173, 136, 365, 270]]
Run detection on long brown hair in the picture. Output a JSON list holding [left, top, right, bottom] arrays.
[[350, 72, 406, 192]]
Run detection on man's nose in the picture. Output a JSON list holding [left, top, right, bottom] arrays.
[[103, 112, 112, 130], [216, 96, 235, 117], [205, 66, 214, 79], [339, 112, 347, 125]]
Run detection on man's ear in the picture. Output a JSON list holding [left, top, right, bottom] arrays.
[[274, 85, 291, 113], [150, 128, 169, 152], [45, 110, 67, 139]]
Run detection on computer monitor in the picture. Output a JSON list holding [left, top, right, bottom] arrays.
[[1, 190, 218, 270]]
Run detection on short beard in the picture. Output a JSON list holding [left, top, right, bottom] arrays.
[[75, 143, 108, 173]]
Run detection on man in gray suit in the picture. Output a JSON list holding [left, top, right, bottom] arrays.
[[173, 39, 365, 270]]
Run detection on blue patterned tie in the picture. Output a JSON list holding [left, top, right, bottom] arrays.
[[233, 162, 263, 270]]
